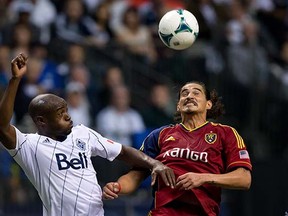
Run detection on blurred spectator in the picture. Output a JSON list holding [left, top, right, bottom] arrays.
[[185, 0, 219, 42], [68, 64, 94, 114], [115, 6, 158, 64], [2, 1, 41, 46], [14, 56, 62, 123], [57, 43, 87, 79], [95, 65, 125, 114], [0, 1, 9, 32], [68, 64, 91, 88], [65, 81, 91, 127], [83, 0, 103, 13], [270, 40, 288, 100], [141, 83, 174, 129], [225, 0, 257, 46], [0, 45, 11, 87], [94, 84, 146, 206], [89, 2, 115, 48], [223, 0, 269, 128], [138, 0, 170, 29], [255, 0, 287, 50], [52, 0, 101, 46], [107, 0, 129, 33], [57, 43, 88, 84], [225, 0, 269, 88], [9, 0, 57, 44], [96, 84, 145, 146], [9, 23, 33, 57], [30, 43, 65, 93]]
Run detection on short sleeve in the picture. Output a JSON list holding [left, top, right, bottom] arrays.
[[223, 127, 252, 172], [88, 128, 122, 161], [141, 128, 162, 159], [6, 127, 27, 156]]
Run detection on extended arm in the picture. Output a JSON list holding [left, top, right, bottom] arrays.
[[0, 54, 28, 149], [176, 167, 251, 190], [117, 145, 175, 187], [102, 170, 148, 199]]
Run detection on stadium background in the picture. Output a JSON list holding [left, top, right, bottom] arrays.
[[0, 0, 287, 215]]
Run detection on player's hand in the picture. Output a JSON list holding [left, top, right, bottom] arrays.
[[102, 182, 121, 200], [11, 53, 28, 78], [151, 162, 175, 188], [175, 172, 208, 190]]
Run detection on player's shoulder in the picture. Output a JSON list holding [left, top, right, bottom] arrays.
[[73, 124, 104, 138], [153, 124, 175, 133], [148, 124, 176, 138], [209, 122, 238, 133], [72, 124, 90, 131]]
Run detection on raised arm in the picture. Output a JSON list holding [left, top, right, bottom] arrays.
[[0, 53, 28, 149]]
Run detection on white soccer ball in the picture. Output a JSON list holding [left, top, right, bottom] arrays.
[[158, 9, 199, 50]]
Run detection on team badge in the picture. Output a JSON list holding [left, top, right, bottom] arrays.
[[205, 132, 217, 144], [76, 139, 86, 151]]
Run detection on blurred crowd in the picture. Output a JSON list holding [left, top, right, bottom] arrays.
[[0, 0, 287, 215]]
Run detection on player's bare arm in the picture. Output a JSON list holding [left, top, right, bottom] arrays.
[[117, 145, 176, 188], [0, 53, 28, 149], [176, 167, 251, 190], [102, 170, 148, 200]]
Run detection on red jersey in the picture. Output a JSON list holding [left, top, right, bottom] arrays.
[[141, 122, 252, 216]]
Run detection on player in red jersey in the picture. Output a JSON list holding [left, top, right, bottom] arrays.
[[102, 81, 252, 216]]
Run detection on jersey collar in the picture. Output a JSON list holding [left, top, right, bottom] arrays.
[[180, 121, 209, 132]]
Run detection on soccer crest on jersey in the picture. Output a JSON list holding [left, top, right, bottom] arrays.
[[204, 132, 217, 144], [76, 138, 86, 150]]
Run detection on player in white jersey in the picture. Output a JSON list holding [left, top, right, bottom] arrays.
[[0, 53, 176, 216]]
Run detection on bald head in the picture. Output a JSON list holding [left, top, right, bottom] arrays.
[[28, 94, 66, 120]]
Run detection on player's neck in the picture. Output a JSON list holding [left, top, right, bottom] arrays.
[[181, 115, 208, 130], [38, 130, 67, 142]]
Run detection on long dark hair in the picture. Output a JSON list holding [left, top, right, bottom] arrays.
[[173, 81, 225, 122]]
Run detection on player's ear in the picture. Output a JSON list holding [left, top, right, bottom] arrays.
[[35, 116, 45, 126], [206, 100, 212, 110], [176, 103, 180, 112]]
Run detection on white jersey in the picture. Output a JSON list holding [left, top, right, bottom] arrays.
[[7, 124, 122, 216]]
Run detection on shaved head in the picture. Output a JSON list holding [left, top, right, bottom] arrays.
[[28, 94, 66, 120]]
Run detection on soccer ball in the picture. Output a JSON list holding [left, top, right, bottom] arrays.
[[158, 9, 199, 50]]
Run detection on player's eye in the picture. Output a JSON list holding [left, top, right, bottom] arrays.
[[57, 110, 65, 116], [181, 90, 189, 97], [192, 90, 200, 96]]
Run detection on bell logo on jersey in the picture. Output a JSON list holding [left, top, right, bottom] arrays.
[[56, 152, 88, 170]]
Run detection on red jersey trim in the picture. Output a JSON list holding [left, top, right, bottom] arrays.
[[227, 161, 252, 170]]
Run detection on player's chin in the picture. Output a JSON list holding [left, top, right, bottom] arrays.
[[63, 124, 73, 135], [183, 107, 197, 113]]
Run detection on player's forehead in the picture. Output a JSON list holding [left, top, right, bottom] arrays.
[[181, 83, 204, 93], [37, 94, 67, 111]]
